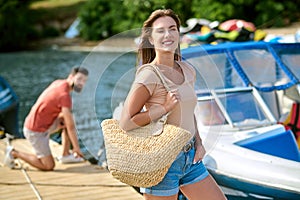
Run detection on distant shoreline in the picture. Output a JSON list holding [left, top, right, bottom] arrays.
[[29, 37, 137, 52], [28, 22, 300, 52], [262, 22, 300, 35]]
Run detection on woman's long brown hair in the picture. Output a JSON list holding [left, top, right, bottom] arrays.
[[137, 9, 181, 65]]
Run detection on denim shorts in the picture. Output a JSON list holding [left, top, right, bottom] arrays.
[[140, 147, 209, 196]]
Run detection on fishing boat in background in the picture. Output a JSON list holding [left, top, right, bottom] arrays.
[[181, 41, 300, 199], [0, 76, 20, 138]]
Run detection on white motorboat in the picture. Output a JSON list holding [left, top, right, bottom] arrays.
[[182, 41, 300, 199]]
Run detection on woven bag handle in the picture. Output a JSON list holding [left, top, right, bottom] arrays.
[[135, 64, 174, 135], [147, 64, 172, 92], [146, 64, 175, 135]]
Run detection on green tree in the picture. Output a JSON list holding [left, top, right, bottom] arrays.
[[78, 0, 300, 41], [0, 0, 35, 51], [191, 0, 300, 28], [79, 0, 194, 40], [78, 0, 125, 40]]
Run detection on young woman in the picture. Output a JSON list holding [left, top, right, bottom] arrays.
[[120, 9, 227, 200]]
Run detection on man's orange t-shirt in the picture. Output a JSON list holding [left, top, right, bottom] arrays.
[[24, 80, 72, 132]]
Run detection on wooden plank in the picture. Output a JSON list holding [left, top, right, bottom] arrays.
[[0, 138, 143, 200], [0, 167, 37, 200]]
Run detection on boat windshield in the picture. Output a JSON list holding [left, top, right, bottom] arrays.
[[189, 53, 245, 90], [196, 98, 227, 126], [234, 48, 291, 87], [196, 88, 275, 128]]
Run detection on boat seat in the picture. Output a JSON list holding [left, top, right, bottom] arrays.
[[236, 130, 300, 162]]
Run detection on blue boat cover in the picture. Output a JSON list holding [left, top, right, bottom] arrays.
[[182, 41, 300, 92], [0, 76, 20, 137], [236, 130, 300, 162], [0, 76, 19, 112]]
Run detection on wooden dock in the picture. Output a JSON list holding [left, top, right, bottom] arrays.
[[0, 138, 143, 200]]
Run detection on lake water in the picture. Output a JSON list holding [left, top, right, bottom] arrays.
[[0, 49, 264, 200]]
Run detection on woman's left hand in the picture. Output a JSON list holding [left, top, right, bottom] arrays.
[[193, 144, 206, 164]]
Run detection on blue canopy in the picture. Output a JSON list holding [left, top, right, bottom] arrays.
[[182, 41, 300, 92]]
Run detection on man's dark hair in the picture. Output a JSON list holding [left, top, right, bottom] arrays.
[[71, 66, 89, 76]]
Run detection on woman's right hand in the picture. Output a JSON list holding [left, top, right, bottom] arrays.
[[163, 89, 180, 112]]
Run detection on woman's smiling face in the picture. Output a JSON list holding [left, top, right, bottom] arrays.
[[150, 16, 180, 54]]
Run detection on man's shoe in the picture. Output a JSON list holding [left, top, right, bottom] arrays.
[[57, 154, 84, 164], [3, 146, 15, 169]]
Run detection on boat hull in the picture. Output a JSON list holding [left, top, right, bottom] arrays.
[[181, 41, 300, 199], [0, 76, 20, 138], [209, 169, 300, 199], [200, 125, 300, 200]]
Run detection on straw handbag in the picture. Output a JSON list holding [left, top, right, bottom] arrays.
[[101, 65, 193, 187]]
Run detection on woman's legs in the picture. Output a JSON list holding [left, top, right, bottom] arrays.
[[142, 174, 226, 200], [143, 194, 178, 200], [180, 174, 227, 200]]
